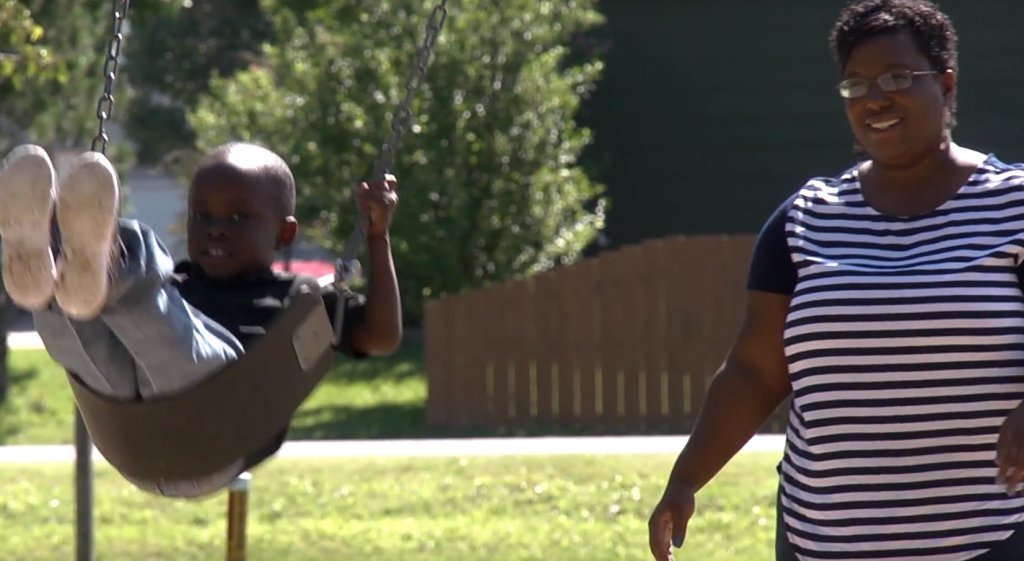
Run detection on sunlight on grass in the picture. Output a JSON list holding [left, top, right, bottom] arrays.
[[0, 452, 782, 561]]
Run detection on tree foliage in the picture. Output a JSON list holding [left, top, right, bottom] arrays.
[[123, 0, 273, 164], [0, 0, 135, 173], [190, 0, 607, 321], [0, 1, 52, 88]]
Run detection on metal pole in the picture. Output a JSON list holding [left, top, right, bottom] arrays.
[[226, 472, 252, 561], [74, 405, 94, 561]]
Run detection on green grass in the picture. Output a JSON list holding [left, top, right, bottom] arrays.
[[0, 349, 75, 444], [0, 344, 428, 445], [0, 452, 782, 561], [0, 343, 668, 445], [288, 342, 428, 440]]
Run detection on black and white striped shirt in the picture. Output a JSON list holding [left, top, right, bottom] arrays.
[[749, 155, 1024, 560]]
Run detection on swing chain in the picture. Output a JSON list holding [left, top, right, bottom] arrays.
[[91, 0, 131, 156], [331, 0, 448, 346], [336, 0, 448, 279], [371, 0, 449, 181]]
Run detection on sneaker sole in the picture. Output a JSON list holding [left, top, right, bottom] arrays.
[[0, 145, 57, 310], [54, 152, 120, 320]]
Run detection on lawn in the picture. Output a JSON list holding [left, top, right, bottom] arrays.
[[0, 343, 429, 445], [0, 452, 782, 561], [0, 347, 785, 560]]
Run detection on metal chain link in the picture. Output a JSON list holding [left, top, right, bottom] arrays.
[[90, 0, 130, 155], [371, 0, 449, 182], [332, 0, 448, 345], [337, 0, 449, 275]]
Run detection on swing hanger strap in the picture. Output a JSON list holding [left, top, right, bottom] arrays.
[[91, 0, 131, 156]]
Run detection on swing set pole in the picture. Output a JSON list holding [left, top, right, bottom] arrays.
[[74, 405, 94, 561], [226, 472, 253, 561], [74, 0, 126, 555]]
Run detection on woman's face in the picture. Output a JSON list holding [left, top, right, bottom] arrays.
[[840, 33, 954, 167]]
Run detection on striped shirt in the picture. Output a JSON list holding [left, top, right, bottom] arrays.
[[750, 154, 1024, 560]]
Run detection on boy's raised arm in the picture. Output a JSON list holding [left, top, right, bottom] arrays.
[[347, 175, 402, 356]]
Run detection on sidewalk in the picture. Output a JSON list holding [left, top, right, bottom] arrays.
[[8, 330, 43, 350], [0, 434, 787, 463]]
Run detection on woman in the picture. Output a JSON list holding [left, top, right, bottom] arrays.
[[648, 1, 1024, 559]]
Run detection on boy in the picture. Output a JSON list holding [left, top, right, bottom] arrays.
[[0, 142, 402, 495]]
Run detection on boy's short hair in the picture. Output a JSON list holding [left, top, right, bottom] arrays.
[[194, 142, 296, 216]]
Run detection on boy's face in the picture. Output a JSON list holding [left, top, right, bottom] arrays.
[[187, 172, 296, 279]]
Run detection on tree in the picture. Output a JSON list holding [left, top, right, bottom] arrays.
[[123, 0, 274, 165], [190, 0, 607, 321], [0, 0, 136, 171], [0, 1, 54, 88]]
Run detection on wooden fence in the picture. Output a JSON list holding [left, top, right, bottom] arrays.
[[423, 234, 790, 433]]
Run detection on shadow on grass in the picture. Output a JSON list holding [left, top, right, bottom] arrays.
[[286, 402, 532, 440], [0, 366, 41, 445], [318, 343, 423, 386], [288, 403, 427, 440]]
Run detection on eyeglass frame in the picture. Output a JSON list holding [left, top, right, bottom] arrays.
[[836, 69, 943, 99]]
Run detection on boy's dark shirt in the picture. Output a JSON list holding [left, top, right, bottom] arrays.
[[171, 261, 368, 354], [170, 260, 368, 467]]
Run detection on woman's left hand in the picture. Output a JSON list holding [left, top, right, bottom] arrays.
[[996, 403, 1024, 494]]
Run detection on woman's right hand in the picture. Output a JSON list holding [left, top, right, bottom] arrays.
[[648, 483, 697, 561]]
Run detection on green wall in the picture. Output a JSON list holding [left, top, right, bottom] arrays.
[[581, 0, 1024, 247]]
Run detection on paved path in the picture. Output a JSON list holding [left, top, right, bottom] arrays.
[[8, 330, 43, 350], [0, 434, 786, 464]]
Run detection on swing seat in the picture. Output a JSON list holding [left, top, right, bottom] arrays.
[[67, 282, 335, 484]]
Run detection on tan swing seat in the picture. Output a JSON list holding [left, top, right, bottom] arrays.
[[67, 282, 335, 485]]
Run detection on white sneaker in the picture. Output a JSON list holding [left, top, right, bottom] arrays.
[[0, 145, 58, 310], [53, 151, 120, 320]]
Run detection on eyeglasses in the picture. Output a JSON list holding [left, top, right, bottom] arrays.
[[836, 70, 941, 99]]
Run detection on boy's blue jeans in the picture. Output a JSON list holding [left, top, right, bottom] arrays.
[[33, 218, 247, 496]]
